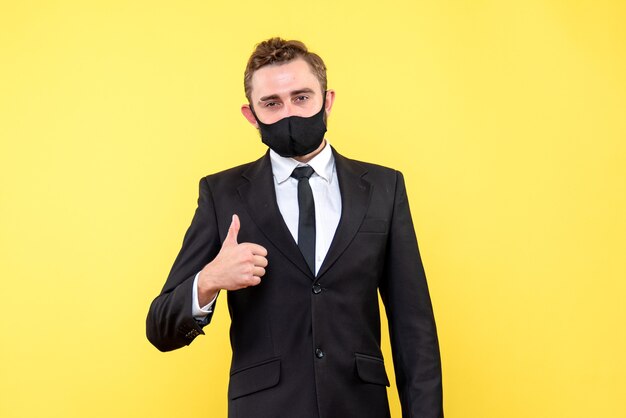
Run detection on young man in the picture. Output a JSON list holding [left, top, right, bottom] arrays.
[[147, 38, 443, 418]]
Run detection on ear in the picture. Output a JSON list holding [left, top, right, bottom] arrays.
[[324, 89, 336, 116], [241, 104, 259, 128]]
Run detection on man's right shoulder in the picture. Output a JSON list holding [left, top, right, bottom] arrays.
[[200, 153, 267, 188]]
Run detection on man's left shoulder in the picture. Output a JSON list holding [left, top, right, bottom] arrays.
[[335, 152, 402, 182]]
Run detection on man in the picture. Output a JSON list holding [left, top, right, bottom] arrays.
[[146, 38, 443, 418]]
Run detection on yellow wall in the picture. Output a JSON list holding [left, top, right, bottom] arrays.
[[1, 1, 625, 417]]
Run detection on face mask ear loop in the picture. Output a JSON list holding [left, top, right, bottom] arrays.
[[248, 103, 261, 123]]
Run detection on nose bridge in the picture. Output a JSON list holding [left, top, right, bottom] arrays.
[[282, 99, 296, 117]]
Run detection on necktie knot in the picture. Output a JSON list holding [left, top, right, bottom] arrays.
[[291, 166, 315, 181]]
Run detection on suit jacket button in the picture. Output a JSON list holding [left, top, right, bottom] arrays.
[[312, 284, 322, 294], [315, 348, 325, 359]]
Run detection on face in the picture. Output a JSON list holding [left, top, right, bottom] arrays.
[[242, 58, 335, 127]]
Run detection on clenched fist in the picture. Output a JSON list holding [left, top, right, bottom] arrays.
[[197, 214, 268, 306]]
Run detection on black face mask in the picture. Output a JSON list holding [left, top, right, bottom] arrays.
[[250, 94, 327, 158]]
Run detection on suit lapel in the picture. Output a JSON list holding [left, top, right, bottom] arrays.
[[238, 148, 372, 281], [238, 152, 314, 279], [316, 149, 371, 280]]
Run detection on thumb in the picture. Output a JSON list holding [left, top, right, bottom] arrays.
[[223, 214, 240, 247]]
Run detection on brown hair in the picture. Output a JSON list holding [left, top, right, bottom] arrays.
[[244, 38, 327, 102]]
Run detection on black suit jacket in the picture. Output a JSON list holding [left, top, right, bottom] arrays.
[[146, 148, 443, 418]]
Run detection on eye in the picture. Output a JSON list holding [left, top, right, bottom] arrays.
[[293, 95, 309, 103], [263, 101, 280, 108]]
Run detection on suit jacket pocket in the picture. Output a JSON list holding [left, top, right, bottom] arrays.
[[228, 358, 281, 399], [358, 218, 388, 234], [355, 353, 390, 386]]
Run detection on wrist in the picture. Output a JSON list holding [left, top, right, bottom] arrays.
[[197, 270, 220, 306]]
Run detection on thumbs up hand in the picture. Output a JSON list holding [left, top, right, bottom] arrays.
[[197, 214, 268, 306]]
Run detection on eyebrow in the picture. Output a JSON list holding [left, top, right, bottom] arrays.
[[258, 88, 317, 103]]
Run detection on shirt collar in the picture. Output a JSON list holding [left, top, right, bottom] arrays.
[[269, 140, 335, 184]]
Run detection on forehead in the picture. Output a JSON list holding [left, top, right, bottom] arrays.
[[250, 58, 321, 101]]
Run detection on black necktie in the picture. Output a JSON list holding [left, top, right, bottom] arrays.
[[291, 166, 316, 274]]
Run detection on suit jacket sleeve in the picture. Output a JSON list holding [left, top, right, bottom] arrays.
[[379, 171, 444, 417], [146, 177, 222, 352]]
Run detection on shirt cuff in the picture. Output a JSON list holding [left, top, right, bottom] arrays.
[[192, 272, 217, 319]]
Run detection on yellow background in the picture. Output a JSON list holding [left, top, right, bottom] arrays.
[[1, 1, 625, 417]]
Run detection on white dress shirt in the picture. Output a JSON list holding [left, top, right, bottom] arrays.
[[192, 141, 342, 319]]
